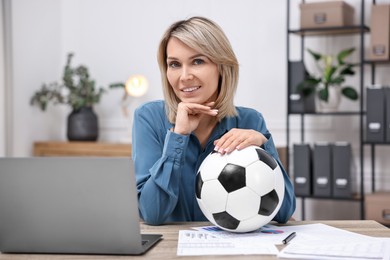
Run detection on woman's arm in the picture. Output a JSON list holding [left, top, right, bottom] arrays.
[[132, 105, 189, 225]]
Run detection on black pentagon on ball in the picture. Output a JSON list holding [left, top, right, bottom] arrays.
[[213, 211, 240, 230], [255, 148, 277, 170], [195, 171, 203, 199], [218, 163, 246, 193], [258, 189, 279, 216]]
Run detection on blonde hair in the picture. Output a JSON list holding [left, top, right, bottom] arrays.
[[157, 16, 239, 123]]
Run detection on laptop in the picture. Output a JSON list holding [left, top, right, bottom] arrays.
[[0, 157, 162, 255]]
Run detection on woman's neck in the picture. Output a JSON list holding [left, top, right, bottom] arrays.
[[194, 115, 218, 148]]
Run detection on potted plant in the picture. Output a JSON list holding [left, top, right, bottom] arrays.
[[297, 47, 359, 111], [30, 53, 107, 141]]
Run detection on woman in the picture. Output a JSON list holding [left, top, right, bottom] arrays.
[[132, 16, 295, 225]]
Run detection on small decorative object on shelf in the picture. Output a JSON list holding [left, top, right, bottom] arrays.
[[297, 48, 359, 112], [67, 107, 98, 141], [30, 53, 112, 141]]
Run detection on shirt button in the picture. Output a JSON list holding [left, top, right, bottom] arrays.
[[176, 137, 183, 143], [175, 148, 182, 154]]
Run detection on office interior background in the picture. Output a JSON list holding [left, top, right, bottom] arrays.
[[0, 0, 389, 221]]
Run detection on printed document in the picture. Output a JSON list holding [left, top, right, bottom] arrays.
[[277, 223, 390, 259], [177, 230, 278, 256]]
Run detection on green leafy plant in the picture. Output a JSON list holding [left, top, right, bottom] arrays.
[[298, 47, 359, 102], [30, 53, 107, 111]]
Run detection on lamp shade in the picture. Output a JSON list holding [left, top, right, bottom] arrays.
[[125, 75, 148, 97]]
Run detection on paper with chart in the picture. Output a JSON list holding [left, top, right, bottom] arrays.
[[193, 224, 294, 245], [176, 229, 279, 256], [177, 223, 326, 256]]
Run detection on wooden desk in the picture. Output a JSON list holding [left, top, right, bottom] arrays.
[[33, 141, 132, 157], [1, 220, 389, 259]]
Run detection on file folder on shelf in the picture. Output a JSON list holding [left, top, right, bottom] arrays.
[[313, 143, 332, 197], [288, 61, 315, 113], [293, 144, 312, 196], [366, 86, 385, 143], [332, 142, 352, 198]]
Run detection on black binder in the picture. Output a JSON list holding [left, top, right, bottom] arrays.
[[332, 142, 352, 198], [293, 144, 312, 196], [288, 61, 315, 113], [366, 86, 385, 143], [385, 87, 390, 143], [313, 143, 332, 197]]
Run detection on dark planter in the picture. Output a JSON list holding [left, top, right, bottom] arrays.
[[67, 107, 98, 141]]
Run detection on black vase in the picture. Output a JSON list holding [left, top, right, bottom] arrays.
[[67, 107, 98, 141]]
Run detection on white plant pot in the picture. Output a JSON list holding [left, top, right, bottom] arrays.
[[317, 86, 342, 112]]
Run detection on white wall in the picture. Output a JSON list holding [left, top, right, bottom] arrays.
[[10, 0, 289, 155], [0, 0, 12, 157], [6, 0, 390, 220]]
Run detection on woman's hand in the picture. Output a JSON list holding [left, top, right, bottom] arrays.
[[173, 102, 218, 135], [213, 128, 267, 154]]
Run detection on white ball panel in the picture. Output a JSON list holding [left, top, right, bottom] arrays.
[[224, 146, 259, 167], [246, 161, 275, 196], [236, 214, 270, 233], [196, 198, 214, 223], [201, 180, 228, 213], [226, 187, 260, 220], [273, 165, 285, 200], [198, 153, 227, 181]]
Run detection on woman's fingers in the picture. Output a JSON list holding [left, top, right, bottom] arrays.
[[214, 129, 267, 154], [183, 102, 217, 115], [174, 102, 218, 135]]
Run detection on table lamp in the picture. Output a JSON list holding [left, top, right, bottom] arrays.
[[121, 75, 148, 117], [120, 75, 148, 143], [125, 75, 148, 97]]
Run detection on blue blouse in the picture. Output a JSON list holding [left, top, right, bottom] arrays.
[[132, 100, 296, 225]]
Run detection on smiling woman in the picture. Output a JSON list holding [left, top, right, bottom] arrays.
[[132, 16, 296, 226]]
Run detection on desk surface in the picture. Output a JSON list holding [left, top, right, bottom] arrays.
[[1, 220, 389, 259]]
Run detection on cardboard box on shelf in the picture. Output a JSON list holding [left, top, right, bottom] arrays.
[[365, 191, 390, 226], [369, 4, 390, 61], [300, 1, 355, 29]]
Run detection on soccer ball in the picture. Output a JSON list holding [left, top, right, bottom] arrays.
[[195, 145, 285, 233]]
